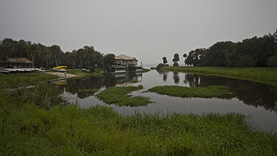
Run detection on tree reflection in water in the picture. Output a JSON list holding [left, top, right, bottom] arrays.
[[173, 72, 179, 84], [182, 73, 277, 113], [63, 73, 142, 99]]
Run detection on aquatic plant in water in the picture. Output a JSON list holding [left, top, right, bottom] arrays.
[[96, 85, 151, 106], [148, 85, 232, 98]]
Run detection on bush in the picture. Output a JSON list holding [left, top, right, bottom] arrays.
[[267, 56, 277, 67], [236, 55, 255, 67], [173, 62, 179, 66]]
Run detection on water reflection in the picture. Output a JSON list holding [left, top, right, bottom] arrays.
[[61, 71, 277, 113], [173, 72, 179, 84], [181, 73, 277, 113], [64, 73, 142, 99], [163, 72, 168, 82]]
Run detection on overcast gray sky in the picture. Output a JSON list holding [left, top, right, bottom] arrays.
[[1, 0, 277, 65]]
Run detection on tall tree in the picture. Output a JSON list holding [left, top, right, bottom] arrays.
[[162, 57, 167, 64], [18, 40, 28, 58], [2, 38, 14, 61], [273, 29, 277, 43], [39, 44, 51, 69], [183, 54, 187, 66], [27, 43, 40, 68], [172, 53, 179, 66], [104, 53, 115, 67], [50, 45, 62, 67], [77, 48, 87, 69], [70, 50, 78, 69], [92, 51, 104, 67]]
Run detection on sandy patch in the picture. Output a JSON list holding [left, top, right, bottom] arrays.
[[45, 72, 77, 78]]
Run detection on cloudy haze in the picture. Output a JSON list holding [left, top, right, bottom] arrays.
[[1, 0, 277, 65]]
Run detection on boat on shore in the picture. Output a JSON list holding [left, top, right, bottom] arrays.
[[0, 67, 44, 74], [52, 66, 67, 72]]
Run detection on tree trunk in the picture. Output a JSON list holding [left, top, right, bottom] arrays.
[[54, 55, 58, 67], [32, 56, 35, 68], [46, 59, 49, 70]]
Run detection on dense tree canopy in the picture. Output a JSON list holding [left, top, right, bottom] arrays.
[[185, 31, 277, 67], [0, 38, 114, 69]]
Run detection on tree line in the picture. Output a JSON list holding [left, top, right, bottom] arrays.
[[185, 30, 277, 67], [0, 38, 115, 69], [161, 30, 277, 67]]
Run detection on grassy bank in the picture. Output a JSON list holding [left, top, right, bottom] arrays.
[[162, 66, 277, 86], [0, 72, 58, 89], [148, 85, 232, 98], [96, 85, 151, 106], [66, 69, 92, 78]]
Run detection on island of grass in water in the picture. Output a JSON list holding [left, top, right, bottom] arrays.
[[148, 85, 232, 98], [96, 85, 151, 106]]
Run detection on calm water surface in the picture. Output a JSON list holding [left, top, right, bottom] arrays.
[[60, 69, 277, 133]]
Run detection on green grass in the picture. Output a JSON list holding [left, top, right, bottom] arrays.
[[67, 69, 106, 78], [148, 85, 232, 98], [78, 89, 99, 92], [96, 85, 152, 106], [0, 100, 276, 155], [142, 68, 151, 72], [130, 80, 139, 83], [0, 72, 58, 89], [162, 66, 277, 86]]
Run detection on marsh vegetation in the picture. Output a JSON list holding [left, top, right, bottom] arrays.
[[96, 85, 151, 106], [148, 85, 232, 98], [1, 70, 277, 155], [1, 102, 276, 155]]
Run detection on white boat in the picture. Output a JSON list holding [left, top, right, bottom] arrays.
[[0, 68, 44, 73], [0, 68, 10, 73], [114, 70, 127, 74]]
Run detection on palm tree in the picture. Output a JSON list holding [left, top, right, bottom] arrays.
[[41, 46, 51, 70], [183, 54, 187, 66], [27, 44, 40, 68], [162, 57, 167, 65], [77, 48, 87, 69], [50, 45, 61, 67], [173, 53, 179, 66], [2, 38, 14, 61]]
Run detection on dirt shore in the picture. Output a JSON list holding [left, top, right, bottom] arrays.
[[45, 72, 77, 78]]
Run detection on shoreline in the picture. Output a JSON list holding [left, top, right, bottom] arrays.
[[162, 66, 277, 86], [45, 72, 77, 78]]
